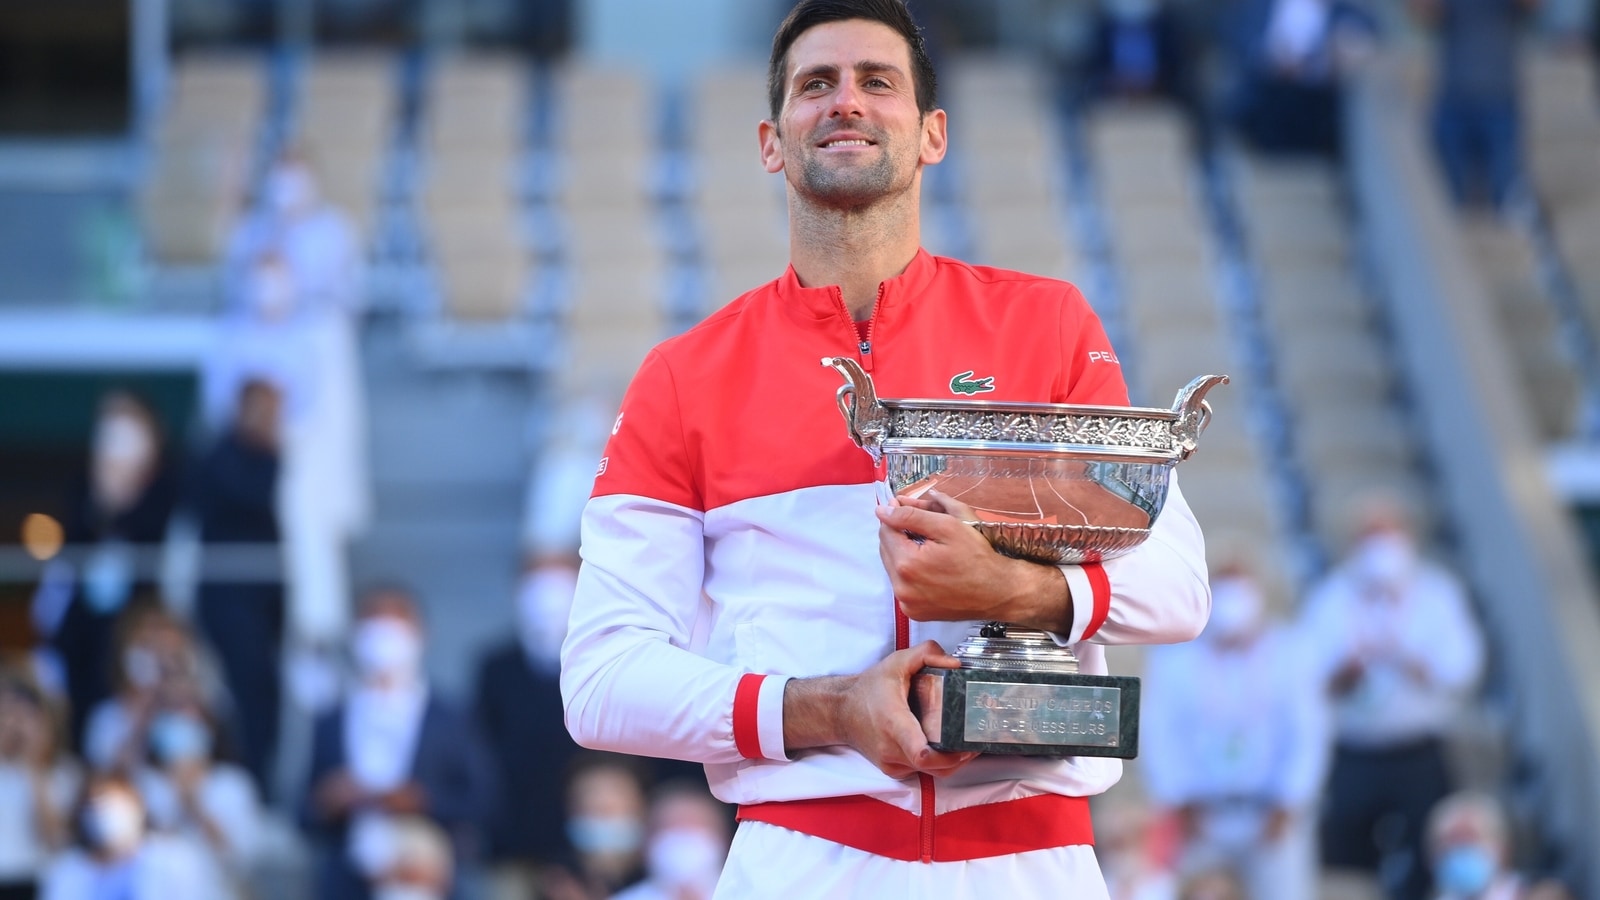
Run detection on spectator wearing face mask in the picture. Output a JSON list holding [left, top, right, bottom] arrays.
[[224, 146, 363, 318], [301, 585, 495, 900], [1141, 561, 1330, 900], [187, 379, 286, 795], [1424, 792, 1523, 900], [612, 782, 731, 900], [0, 670, 79, 900], [37, 392, 178, 753], [41, 772, 226, 900], [1303, 495, 1486, 900], [541, 755, 648, 900], [132, 706, 261, 896], [82, 606, 214, 776], [473, 553, 584, 900]]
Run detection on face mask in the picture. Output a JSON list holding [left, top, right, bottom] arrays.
[[84, 544, 135, 615], [268, 165, 318, 214], [1206, 577, 1264, 642], [517, 567, 577, 669], [568, 815, 644, 856], [1356, 532, 1416, 587], [647, 828, 725, 889], [149, 711, 212, 766], [352, 618, 424, 681], [123, 646, 161, 689], [1436, 844, 1496, 896], [84, 792, 144, 855], [92, 415, 156, 512]]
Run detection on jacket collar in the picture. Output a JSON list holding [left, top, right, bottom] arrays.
[[774, 248, 939, 323]]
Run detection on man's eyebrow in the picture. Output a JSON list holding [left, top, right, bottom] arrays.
[[791, 61, 908, 87]]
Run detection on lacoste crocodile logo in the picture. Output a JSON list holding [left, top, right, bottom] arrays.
[[950, 371, 996, 395]]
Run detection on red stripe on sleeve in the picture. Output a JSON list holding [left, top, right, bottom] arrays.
[[732, 673, 766, 760], [1082, 562, 1112, 640]]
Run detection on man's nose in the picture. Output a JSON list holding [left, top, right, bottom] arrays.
[[829, 79, 866, 118]]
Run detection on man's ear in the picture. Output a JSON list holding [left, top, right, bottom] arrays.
[[759, 119, 785, 174], [919, 108, 948, 167]]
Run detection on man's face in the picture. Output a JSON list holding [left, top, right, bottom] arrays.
[[759, 19, 946, 210]]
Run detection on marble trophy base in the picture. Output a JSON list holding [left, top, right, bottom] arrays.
[[910, 627, 1140, 759]]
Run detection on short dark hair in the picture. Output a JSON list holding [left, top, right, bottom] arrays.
[[767, 0, 938, 122]]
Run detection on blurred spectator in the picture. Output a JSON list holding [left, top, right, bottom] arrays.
[[1411, 0, 1537, 212], [541, 755, 647, 900], [1303, 496, 1486, 900], [1080, 0, 1211, 147], [301, 585, 495, 900], [612, 782, 730, 900], [133, 706, 262, 896], [203, 251, 369, 671], [41, 771, 227, 900], [82, 605, 213, 775], [354, 815, 455, 900], [1524, 880, 1577, 900], [0, 669, 78, 900], [225, 147, 363, 318], [1142, 564, 1329, 900], [1094, 801, 1177, 900], [475, 554, 583, 900], [188, 378, 285, 795], [1424, 791, 1523, 900], [35, 393, 178, 752], [1222, 0, 1378, 156]]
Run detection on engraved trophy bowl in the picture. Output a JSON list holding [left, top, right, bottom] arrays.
[[823, 356, 1228, 758]]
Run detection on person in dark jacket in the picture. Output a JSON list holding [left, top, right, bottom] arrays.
[[191, 379, 285, 796], [45, 391, 178, 753], [474, 556, 585, 897], [301, 586, 496, 900]]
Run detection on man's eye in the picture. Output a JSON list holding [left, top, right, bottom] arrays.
[[803, 79, 830, 92], [865, 77, 891, 88]]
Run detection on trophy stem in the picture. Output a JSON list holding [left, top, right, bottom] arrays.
[[953, 622, 1080, 674]]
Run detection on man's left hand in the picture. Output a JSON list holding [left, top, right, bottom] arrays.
[[876, 491, 1070, 632]]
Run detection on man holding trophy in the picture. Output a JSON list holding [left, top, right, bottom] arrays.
[[560, 0, 1214, 895]]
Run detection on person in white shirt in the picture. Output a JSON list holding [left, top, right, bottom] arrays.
[[41, 772, 228, 900], [1141, 564, 1329, 900], [1302, 496, 1486, 900], [612, 782, 731, 900], [1425, 791, 1524, 900], [133, 707, 262, 896], [225, 148, 364, 319], [0, 671, 78, 900]]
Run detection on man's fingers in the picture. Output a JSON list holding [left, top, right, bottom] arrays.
[[925, 489, 979, 522], [917, 749, 980, 777], [875, 502, 969, 541]]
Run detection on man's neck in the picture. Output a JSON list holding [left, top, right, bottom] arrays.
[[788, 187, 922, 322]]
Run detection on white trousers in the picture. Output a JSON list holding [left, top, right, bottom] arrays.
[[714, 820, 1110, 900]]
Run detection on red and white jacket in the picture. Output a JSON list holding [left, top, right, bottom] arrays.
[[562, 250, 1210, 827]]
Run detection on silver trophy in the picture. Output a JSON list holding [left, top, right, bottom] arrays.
[[823, 357, 1227, 759]]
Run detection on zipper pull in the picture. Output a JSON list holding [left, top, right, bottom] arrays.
[[859, 340, 871, 355]]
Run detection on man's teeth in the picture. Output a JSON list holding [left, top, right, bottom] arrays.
[[826, 139, 871, 147]]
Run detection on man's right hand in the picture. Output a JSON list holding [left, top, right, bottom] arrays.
[[783, 641, 978, 779]]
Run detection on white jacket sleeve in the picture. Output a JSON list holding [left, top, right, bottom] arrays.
[[1056, 474, 1211, 645], [560, 493, 790, 765]]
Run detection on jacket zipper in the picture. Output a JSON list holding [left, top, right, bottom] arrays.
[[848, 280, 932, 860], [835, 283, 886, 372]]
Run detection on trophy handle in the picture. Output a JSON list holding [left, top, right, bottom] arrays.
[[822, 356, 888, 462], [1170, 374, 1230, 460]]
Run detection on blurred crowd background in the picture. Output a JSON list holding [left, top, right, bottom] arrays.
[[2, 0, 1600, 898]]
